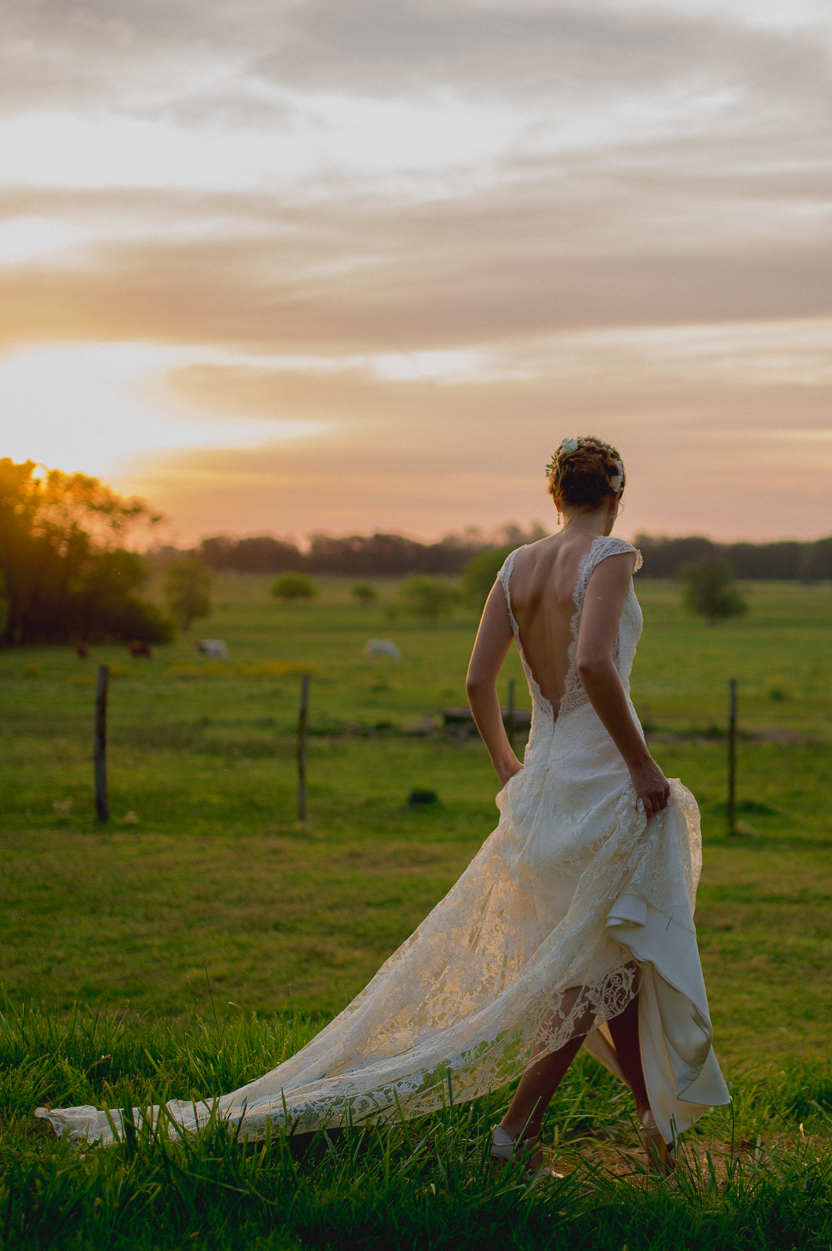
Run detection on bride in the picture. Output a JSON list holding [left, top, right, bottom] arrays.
[[38, 435, 729, 1169]]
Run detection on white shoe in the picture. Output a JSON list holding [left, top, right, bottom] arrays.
[[490, 1125, 519, 1161], [490, 1126, 565, 1180]]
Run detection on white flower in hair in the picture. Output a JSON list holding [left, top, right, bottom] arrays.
[[609, 474, 623, 491], [560, 437, 579, 453]]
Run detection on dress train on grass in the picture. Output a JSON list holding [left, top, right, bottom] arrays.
[[38, 537, 729, 1147]]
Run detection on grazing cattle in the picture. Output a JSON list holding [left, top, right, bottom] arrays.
[[128, 640, 152, 659], [75, 641, 89, 659], [197, 639, 228, 660], [364, 639, 401, 662]]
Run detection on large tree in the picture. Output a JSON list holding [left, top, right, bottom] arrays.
[[0, 458, 172, 645]]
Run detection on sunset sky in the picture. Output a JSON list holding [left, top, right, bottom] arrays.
[[2, 0, 831, 545]]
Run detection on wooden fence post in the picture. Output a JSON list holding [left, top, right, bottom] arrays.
[[297, 673, 310, 823], [506, 678, 516, 752], [94, 664, 110, 822], [727, 677, 737, 837]]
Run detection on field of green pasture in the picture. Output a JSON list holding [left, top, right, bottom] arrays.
[[1, 574, 831, 1248]]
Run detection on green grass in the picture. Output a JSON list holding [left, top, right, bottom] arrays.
[[2, 1001, 832, 1250], [1, 574, 831, 1246]]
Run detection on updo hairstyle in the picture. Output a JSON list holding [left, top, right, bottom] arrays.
[[546, 436, 625, 511]]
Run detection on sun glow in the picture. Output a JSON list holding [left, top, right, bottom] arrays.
[[0, 344, 331, 481], [1, 0, 831, 542]]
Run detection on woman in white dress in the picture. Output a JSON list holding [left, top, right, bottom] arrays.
[[38, 436, 729, 1168], [470, 436, 728, 1171]]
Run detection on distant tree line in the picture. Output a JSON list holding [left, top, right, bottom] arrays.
[[5, 444, 828, 653], [196, 526, 548, 577], [192, 528, 832, 581], [636, 534, 832, 580]]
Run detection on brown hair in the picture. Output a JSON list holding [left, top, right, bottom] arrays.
[[546, 436, 625, 511]]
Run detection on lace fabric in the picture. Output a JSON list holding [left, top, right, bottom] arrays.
[[37, 536, 729, 1149]]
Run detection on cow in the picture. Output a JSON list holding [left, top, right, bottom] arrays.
[[75, 641, 89, 659], [128, 640, 152, 659], [364, 639, 401, 662], [197, 639, 228, 660]]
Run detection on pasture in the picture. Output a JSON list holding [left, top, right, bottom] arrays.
[[1, 574, 831, 1248]]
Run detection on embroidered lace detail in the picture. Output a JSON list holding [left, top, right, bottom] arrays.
[[559, 537, 642, 719], [498, 548, 555, 726]]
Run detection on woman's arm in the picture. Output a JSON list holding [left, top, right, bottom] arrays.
[[466, 581, 524, 786], [576, 554, 670, 818]]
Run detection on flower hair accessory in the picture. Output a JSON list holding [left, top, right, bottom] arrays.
[[545, 437, 580, 476], [608, 459, 624, 492]]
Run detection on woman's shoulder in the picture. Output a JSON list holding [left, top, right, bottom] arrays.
[[574, 538, 642, 607], [586, 535, 642, 573]]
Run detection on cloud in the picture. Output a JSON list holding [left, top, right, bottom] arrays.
[[124, 369, 832, 544], [115, 315, 832, 543], [2, 0, 831, 542], [4, 0, 831, 116], [1, 177, 830, 356]]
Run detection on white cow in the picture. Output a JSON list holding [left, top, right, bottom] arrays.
[[364, 639, 401, 662], [197, 639, 228, 660]]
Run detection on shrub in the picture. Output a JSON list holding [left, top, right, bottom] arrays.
[[398, 577, 457, 624], [351, 581, 378, 604], [680, 558, 748, 625], [270, 574, 319, 601], [765, 675, 792, 701]]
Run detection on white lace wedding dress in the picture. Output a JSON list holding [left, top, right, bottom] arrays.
[[38, 536, 729, 1147]]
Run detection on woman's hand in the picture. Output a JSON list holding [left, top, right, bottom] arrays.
[[498, 760, 524, 788], [628, 756, 670, 819]]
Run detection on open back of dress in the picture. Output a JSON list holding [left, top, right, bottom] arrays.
[[38, 537, 729, 1147]]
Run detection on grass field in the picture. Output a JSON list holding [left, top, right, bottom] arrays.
[[1, 573, 831, 1248]]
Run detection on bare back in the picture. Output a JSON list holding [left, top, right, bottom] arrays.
[[507, 533, 608, 715]]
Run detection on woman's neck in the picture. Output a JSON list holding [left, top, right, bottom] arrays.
[[560, 500, 618, 537]]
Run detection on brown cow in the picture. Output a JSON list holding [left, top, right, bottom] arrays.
[[128, 640, 152, 659]]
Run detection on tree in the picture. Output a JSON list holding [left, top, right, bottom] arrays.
[[270, 573, 318, 601], [461, 546, 513, 609], [163, 559, 213, 630], [0, 572, 8, 638], [800, 537, 832, 581], [351, 581, 378, 604], [0, 458, 171, 645], [398, 576, 457, 624], [680, 558, 748, 625]]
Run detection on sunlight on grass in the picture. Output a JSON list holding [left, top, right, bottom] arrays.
[[1, 575, 831, 1246]]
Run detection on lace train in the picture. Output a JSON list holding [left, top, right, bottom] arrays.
[[37, 538, 729, 1146]]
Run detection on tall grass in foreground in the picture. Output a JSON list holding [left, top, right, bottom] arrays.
[[1, 1002, 831, 1249]]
